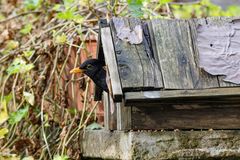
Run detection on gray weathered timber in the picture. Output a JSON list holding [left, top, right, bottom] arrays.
[[116, 102, 131, 130], [144, 21, 164, 88], [101, 27, 123, 102], [128, 18, 155, 89], [188, 18, 219, 88], [124, 87, 240, 105], [110, 17, 144, 90], [132, 106, 240, 129], [103, 92, 110, 130], [151, 19, 200, 89], [103, 92, 117, 130], [205, 17, 239, 87]]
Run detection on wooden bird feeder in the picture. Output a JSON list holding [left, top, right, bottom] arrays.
[[96, 17, 240, 130]]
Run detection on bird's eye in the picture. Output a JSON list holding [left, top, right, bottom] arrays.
[[86, 64, 93, 70]]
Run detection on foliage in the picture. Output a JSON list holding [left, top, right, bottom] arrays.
[[0, 0, 239, 159]]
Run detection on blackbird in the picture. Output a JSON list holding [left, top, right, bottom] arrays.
[[70, 59, 109, 93]]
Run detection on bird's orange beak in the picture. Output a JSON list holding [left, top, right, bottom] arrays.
[[70, 68, 85, 74]]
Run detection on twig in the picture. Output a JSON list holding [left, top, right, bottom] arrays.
[[65, 101, 99, 146], [0, 11, 42, 24], [79, 78, 90, 126], [12, 73, 19, 111]]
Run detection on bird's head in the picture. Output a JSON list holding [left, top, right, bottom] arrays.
[[70, 59, 105, 78]]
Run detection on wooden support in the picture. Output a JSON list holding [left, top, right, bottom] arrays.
[[116, 102, 131, 130], [103, 92, 117, 130], [101, 26, 123, 102], [125, 87, 240, 105], [132, 106, 240, 129]]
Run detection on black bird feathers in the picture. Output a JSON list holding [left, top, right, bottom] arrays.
[[70, 59, 109, 93]]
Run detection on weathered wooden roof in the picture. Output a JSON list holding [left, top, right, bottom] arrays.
[[98, 17, 240, 104]]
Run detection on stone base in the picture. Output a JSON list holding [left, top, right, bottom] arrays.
[[81, 130, 240, 160]]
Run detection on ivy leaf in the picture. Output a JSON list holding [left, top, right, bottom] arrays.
[[0, 128, 9, 139], [53, 155, 68, 160], [0, 100, 9, 125], [23, 92, 35, 106], [7, 58, 34, 75], [20, 24, 33, 35], [8, 105, 29, 125]]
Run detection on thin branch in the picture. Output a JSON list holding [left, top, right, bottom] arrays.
[[0, 11, 42, 24]]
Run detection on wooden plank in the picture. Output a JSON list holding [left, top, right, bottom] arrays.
[[205, 17, 239, 87], [103, 91, 117, 130], [109, 95, 117, 130], [101, 27, 123, 102], [132, 106, 240, 129], [103, 92, 110, 130], [188, 18, 219, 88], [124, 87, 240, 105], [116, 102, 131, 130], [151, 19, 200, 89], [110, 17, 144, 91], [144, 21, 164, 88], [127, 17, 155, 89]]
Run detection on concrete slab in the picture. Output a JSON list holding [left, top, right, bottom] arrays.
[[81, 130, 240, 160]]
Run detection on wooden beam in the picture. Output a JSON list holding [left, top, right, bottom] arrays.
[[132, 106, 240, 129], [101, 27, 123, 102], [117, 102, 131, 130], [125, 87, 240, 105]]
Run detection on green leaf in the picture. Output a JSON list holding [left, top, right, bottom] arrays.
[[20, 24, 33, 35], [24, 0, 42, 10], [53, 155, 68, 160], [55, 33, 67, 44], [5, 40, 19, 50], [52, 4, 62, 11], [56, 10, 74, 20], [159, 0, 172, 5], [23, 50, 34, 58], [7, 58, 34, 75], [0, 128, 9, 139], [73, 15, 84, 24], [8, 105, 29, 125], [23, 92, 35, 106], [127, 0, 144, 18], [0, 100, 9, 125]]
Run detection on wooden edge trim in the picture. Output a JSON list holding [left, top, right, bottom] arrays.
[[125, 87, 240, 104], [101, 26, 123, 102]]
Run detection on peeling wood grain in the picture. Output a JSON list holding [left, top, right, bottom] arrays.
[[128, 17, 155, 89], [144, 21, 164, 88], [188, 18, 219, 88], [110, 17, 144, 90], [205, 17, 240, 87], [151, 19, 200, 89]]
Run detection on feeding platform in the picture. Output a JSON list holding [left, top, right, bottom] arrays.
[[96, 17, 240, 130]]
